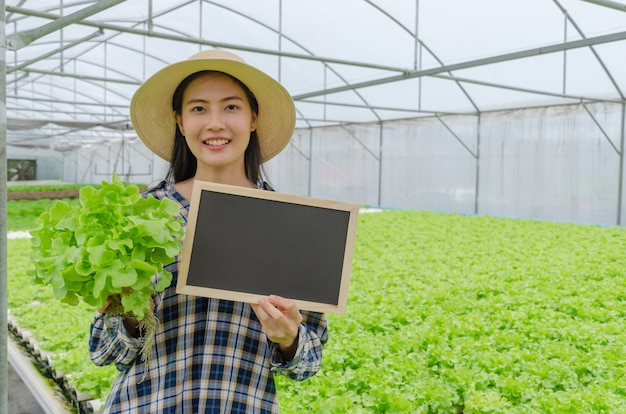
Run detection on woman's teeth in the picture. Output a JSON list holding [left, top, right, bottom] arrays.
[[203, 139, 230, 146]]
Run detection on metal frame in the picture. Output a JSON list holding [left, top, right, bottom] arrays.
[[5, 1, 626, 140], [1, 0, 6, 408], [3, 2, 626, 409], [6, 0, 124, 50]]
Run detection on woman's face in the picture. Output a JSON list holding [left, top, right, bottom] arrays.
[[175, 72, 257, 177]]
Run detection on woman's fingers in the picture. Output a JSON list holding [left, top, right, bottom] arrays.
[[251, 295, 302, 346], [97, 297, 111, 313]]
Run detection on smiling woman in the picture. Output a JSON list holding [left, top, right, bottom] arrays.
[[171, 71, 259, 194], [90, 49, 327, 414]]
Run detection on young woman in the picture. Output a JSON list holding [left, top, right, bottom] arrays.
[[89, 50, 328, 413]]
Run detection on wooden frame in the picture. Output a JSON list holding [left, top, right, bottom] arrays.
[[176, 180, 359, 314]]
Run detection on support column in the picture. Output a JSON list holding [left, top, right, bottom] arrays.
[[378, 122, 383, 207], [474, 114, 482, 215], [618, 103, 625, 225], [1, 0, 9, 412]]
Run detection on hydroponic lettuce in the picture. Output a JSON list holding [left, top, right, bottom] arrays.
[[29, 174, 184, 320]]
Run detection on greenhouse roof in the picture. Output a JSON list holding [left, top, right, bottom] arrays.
[[4, 0, 626, 150]]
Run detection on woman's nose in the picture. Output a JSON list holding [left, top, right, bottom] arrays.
[[205, 111, 225, 130]]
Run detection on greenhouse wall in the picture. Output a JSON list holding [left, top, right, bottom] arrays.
[[57, 141, 168, 187], [477, 103, 622, 226], [267, 101, 625, 227], [6, 147, 64, 182]]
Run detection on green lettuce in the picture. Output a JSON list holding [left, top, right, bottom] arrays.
[[29, 174, 184, 320]]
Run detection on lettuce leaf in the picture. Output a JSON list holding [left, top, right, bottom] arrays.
[[30, 174, 184, 319]]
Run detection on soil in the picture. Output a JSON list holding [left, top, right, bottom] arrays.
[[8, 189, 81, 201]]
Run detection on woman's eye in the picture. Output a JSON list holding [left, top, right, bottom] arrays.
[[191, 106, 204, 112], [225, 104, 238, 111]]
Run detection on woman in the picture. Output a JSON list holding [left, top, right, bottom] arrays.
[[89, 50, 328, 413]]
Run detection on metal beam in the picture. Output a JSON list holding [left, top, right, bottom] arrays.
[[8, 67, 139, 85], [554, 0, 624, 100], [7, 29, 104, 73], [435, 115, 477, 159], [619, 103, 625, 225], [0, 0, 8, 412], [298, 99, 474, 117], [431, 73, 622, 104], [582, 103, 620, 155], [6, 117, 132, 129], [7, 108, 129, 118], [6, 72, 29, 86], [299, 72, 619, 115], [580, 0, 626, 11], [6, 96, 128, 108], [5, 5, 407, 73], [9, 77, 131, 106], [6, 0, 125, 50], [293, 30, 626, 100]]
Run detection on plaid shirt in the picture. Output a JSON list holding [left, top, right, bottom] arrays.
[[89, 181, 328, 413]]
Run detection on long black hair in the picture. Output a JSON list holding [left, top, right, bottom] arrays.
[[166, 70, 262, 184]]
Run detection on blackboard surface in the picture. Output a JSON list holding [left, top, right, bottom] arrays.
[[177, 181, 359, 314]]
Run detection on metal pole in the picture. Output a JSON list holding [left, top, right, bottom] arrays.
[[618, 102, 625, 225], [6, 0, 124, 50], [474, 114, 482, 215], [1, 0, 9, 412], [378, 122, 383, 207], [580, 0, 626, 12], [308, 129, 313, 197]]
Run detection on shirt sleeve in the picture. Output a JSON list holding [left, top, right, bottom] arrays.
[[270, 310, 329, 381], [88, 312, 145, 371]]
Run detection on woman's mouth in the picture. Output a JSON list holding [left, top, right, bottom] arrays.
[[203, 138, 230, 146]]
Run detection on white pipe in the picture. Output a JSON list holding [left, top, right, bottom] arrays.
[[7, 337, 71, 413]]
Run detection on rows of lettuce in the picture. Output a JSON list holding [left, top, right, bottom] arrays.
[[8, 198, 626, 413]]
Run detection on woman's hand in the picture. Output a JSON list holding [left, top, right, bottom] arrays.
[[96, 292, 142, 338], [251, 295, 302, 361], [97, 296, 112, 313]]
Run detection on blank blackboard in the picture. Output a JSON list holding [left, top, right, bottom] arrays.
[[176, 181, 359, 314]]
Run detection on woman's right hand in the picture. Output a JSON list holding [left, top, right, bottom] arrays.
[[97, 293, 142, 337], [98, 288, 134, 314], [97, 296, 111, 313]]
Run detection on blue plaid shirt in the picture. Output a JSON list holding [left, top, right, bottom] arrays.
[[89, 181, 328, 413]]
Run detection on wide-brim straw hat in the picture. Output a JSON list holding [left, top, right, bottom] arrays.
[[130, 49, 296, 163]]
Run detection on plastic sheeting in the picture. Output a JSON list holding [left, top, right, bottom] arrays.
[[478, 103, 622, 225], [270, 102, 625, 226]]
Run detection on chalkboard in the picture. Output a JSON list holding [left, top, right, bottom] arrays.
[[176, 181, 359, 314]]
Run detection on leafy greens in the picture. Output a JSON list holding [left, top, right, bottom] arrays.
[[30, 174, 184, 320]]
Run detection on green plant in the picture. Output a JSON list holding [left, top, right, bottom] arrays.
[[29, 174, 183, 319], [10, 208, 626, 412], [7, 183, 90, 192], [8, 199, 80, 231]]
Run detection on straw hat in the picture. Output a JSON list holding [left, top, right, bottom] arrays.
[[130, 49, 296, 163]]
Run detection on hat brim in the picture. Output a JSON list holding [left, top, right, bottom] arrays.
[[130, 56, 295, 163]]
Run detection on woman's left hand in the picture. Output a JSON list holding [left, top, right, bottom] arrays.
[[251, 295, 302, 361]]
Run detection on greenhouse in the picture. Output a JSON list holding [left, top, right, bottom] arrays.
[[2, 0, 625, 225], [3, 0, 626, 413]]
